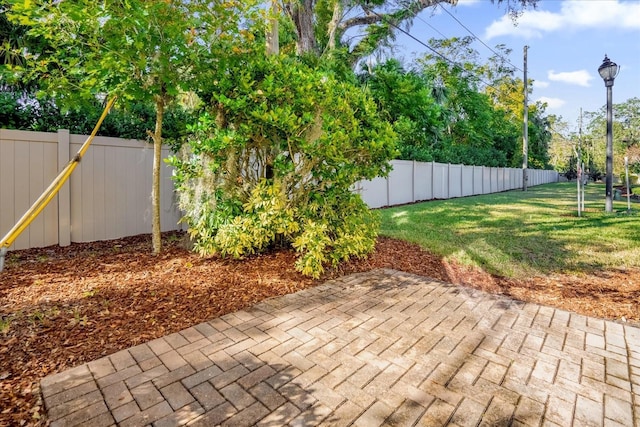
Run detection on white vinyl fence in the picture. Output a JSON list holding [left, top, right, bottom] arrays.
[[1, 129, 559, 251], [355, 159, 559, 209], [0, 129, 182, 251]]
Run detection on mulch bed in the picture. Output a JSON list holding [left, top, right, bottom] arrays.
[[1, 231, 639, 426]]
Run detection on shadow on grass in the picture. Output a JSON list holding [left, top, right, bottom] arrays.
[[379, 183, 640, 278]]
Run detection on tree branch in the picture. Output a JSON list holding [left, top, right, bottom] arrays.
[[338, 0, 458, 32], [337, 14, 382, 32]]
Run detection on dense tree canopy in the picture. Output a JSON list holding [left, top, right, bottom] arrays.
[[547, 98, 639, 181], [361, 37, 551, 168], [359, 59, 442, 161], [584, 97, 640, 177]]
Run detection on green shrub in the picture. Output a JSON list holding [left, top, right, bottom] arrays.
[[170, 54, 396, 277]]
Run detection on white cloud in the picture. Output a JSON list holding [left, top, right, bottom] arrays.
[[484, 0, 640, 39], [456, 0, 482, 6], [548, 70, 593, 87], [537, 97, 566, 109], [532, 80, 550, 89], [485, 10, 562, 39]]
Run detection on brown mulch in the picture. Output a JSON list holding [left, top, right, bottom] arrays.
[[1, 231, 639, 426]]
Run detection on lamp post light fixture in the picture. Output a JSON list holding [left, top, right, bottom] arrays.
[[598, 54, 620, 213]]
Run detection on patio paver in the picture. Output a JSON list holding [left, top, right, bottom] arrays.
[[41, 269, 640, 426]]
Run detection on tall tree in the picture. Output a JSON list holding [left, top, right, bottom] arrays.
[[6, 0, 258, 254], [282, 0, 539, 65]]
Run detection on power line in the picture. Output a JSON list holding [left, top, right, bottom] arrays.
[[414, 13, 449, 40], [383, 2, 534, 95], [437, 3, 524, 73], [366, 8, 527, 108]]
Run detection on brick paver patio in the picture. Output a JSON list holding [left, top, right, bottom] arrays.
[[41, 269, 640, 426]]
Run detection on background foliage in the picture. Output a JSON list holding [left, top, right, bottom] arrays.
[[548, 97, 640, 181], [0, 91, 189, 145], [360, 38, 551, 168]]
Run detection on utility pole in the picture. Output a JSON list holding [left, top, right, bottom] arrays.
[[577, 108, 583, 216], [266, 0, 279, 55], [522, 45, 529, 191]]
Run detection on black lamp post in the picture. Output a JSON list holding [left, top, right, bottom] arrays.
[[598, 54, 620, 213]]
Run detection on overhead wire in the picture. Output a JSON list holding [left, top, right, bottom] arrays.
[[365, 7, 528, 108], [437, 3, 524, 73], [413, 12, 449, 40], [432, 2, 545, 102]]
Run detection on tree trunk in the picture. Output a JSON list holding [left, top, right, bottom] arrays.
[[327, 1, 342, 51], [287, 0, 316, 55], [266, 0, 279, 55], [152, 97, 164, 254]]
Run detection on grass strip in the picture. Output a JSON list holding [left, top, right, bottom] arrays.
[[378, 182, 639, 278]]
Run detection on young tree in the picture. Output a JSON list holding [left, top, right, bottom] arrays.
[[6, 0, 258, 254]]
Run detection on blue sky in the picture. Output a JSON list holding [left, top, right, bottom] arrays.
[[391, 0, 640, 130]]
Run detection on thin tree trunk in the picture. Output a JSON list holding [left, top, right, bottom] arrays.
[[266, 0, 279, 55], [327, 1, 342, 51], [152, 97, 164, 254]]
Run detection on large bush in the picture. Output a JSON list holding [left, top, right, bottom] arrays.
[[169, 55, 397, 277]]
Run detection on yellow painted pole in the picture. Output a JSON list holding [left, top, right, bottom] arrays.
[[0, 97, 117, 271]]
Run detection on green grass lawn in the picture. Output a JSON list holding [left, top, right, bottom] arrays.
[[378, 182, 639, 279]]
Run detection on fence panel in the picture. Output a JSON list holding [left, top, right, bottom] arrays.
[[1, 129, 183, 251], [433, 163, 449, 199], [388, 160, 414, 206], [490, 168, 497, 193], [449, 164, 463, 198], [462, 166, 474, 197], [69, 135, 181, 243], [358, 177, 388, 209], [0, 129, 59, 250], [414, 161, 432, 202], [482, 167, 491, 194], [471, 166, 482, 196]]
